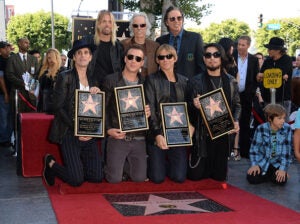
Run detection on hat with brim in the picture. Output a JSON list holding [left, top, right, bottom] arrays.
[[264, 37, 286, 50], [67, 39, 95, 59], [0, 41, 9, 48]]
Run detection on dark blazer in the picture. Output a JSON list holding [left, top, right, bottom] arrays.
[[156, 29, 205, 79], [6, 53, 39, 112], [233, 52, 259, 105], [6, 53, 39, 89]]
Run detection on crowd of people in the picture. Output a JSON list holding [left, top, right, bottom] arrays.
[[0, 6, 299, 187]]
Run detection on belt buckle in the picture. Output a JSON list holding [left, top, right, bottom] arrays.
[[124, 134, 133, 141]]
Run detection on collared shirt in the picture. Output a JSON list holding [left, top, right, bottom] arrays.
[[237, 54, 248, 92], [169, 29, 184, 54], [19, 52, 27, 61], [292, 68, 300, 78], [294, 108, 300, 129], [249, 122, 292, 174]]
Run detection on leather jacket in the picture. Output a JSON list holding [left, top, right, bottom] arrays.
[[48, 68, 96, 144], [144, 70, 188, 142], [102, 72, 145, 132], [186, 71, 241, 157]]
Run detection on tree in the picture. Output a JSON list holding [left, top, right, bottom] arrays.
[[196, 19, 251, 44], [254, 17, 300, 56], [6, 11, 71, 53], [120, 0, 212, 36]]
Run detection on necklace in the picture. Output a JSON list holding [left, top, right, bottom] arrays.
[[209, 76, 222, 89]]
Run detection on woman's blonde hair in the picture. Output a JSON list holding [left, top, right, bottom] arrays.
[[38, 48, 61, 79], [94, 10, 117, 46]]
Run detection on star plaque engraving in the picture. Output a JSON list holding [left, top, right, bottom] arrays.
[[198, 88, 234, 139], [115, 84, 148, 132], [75, 90, 105, 137], [160, 102, 192, 147]]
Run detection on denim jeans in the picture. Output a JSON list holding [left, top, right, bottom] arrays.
[[147, 144, 187, 183], [0, 94, 13, 143]]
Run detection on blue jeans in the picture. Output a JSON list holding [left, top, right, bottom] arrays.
[[147, 144, 187, 183], [0, 94, 13, 143]]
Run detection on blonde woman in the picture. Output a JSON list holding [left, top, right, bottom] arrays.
[[38, 48, 65, 113]]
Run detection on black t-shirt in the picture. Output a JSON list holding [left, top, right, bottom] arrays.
[[94, 41, 114, 84]]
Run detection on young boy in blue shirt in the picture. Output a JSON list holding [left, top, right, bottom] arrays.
[[247, 104, 292, 185]]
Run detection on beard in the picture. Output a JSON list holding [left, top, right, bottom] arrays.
[[206, 65, 220, 71]]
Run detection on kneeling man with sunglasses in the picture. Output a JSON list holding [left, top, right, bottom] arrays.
[[186, 43, 241, 182], [102, 45, 151, 183]]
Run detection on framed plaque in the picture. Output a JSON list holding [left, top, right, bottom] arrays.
[[115, 84, 149, 132], [198, 88, 234, 139], [75, 90, 105, 137], [160, 102, 192, 147]]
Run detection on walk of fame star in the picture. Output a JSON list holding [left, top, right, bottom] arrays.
[[205, 97, 223, 117], [81, 94, 99, 114], [121, 91, 140, 110], [166, 107, 184, 125], [113, 194, 210, 215]]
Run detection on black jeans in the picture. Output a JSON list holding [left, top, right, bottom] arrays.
[[247, 164, 287, 185]]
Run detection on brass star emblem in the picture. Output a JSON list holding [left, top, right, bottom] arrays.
[[82, 94, 99, 114], [166, 107, 184, 125], [205, 97, 223, 117], [121, 91, 140, 110]]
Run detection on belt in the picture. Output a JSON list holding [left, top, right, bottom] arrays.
[[124, 133, 145, 141]]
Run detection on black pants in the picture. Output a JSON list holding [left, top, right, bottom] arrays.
[[247, 164, 287, 185], [52, 133, 103, 186]]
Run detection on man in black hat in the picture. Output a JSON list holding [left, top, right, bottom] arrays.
[[43, 39, 103, 187], [257, 37, 293, 119], [0, 41, 13, 147]]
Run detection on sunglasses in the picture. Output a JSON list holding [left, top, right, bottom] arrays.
[[204, 52, 221, 59], [157, 54, 174, 60], [127, 54, 143, 62], [132, 23, 146, 28], [168, 16, 183, 22]]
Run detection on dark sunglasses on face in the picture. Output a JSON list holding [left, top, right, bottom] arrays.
[[157, 54, 174, 60], [168, 16, 183, 22], [204, 52, 221, 59], [127, 54, 143, 62], [132, 23, 146, 28]]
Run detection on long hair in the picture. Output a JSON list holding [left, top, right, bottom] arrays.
[[38, 48, 61, 79], [204, 43, 228, 73], [129, 12, 151, 37], [163, 6, 184, 32], [94, 10, 117, 46]]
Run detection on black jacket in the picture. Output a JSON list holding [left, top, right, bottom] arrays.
[[144, 70, 188, 142], [260, 54, 293, 103], [187, 72, 241, 157], [102, 72, 145, 131], [48, 68, 96, 144]]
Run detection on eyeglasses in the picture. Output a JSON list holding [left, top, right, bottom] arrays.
[[127, 54, 143, 62], [204, 52, 221, 59], [168, 16, 183, 22], [157, 54, 174, 60], [132, 24, 146, 28]]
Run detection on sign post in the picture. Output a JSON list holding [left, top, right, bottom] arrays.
[[263, 68, 283, 104]]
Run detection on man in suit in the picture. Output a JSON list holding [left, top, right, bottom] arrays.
[[6, 37, 39, 113], [234, 35, 259, 158], [156, 6, 205, 79]]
